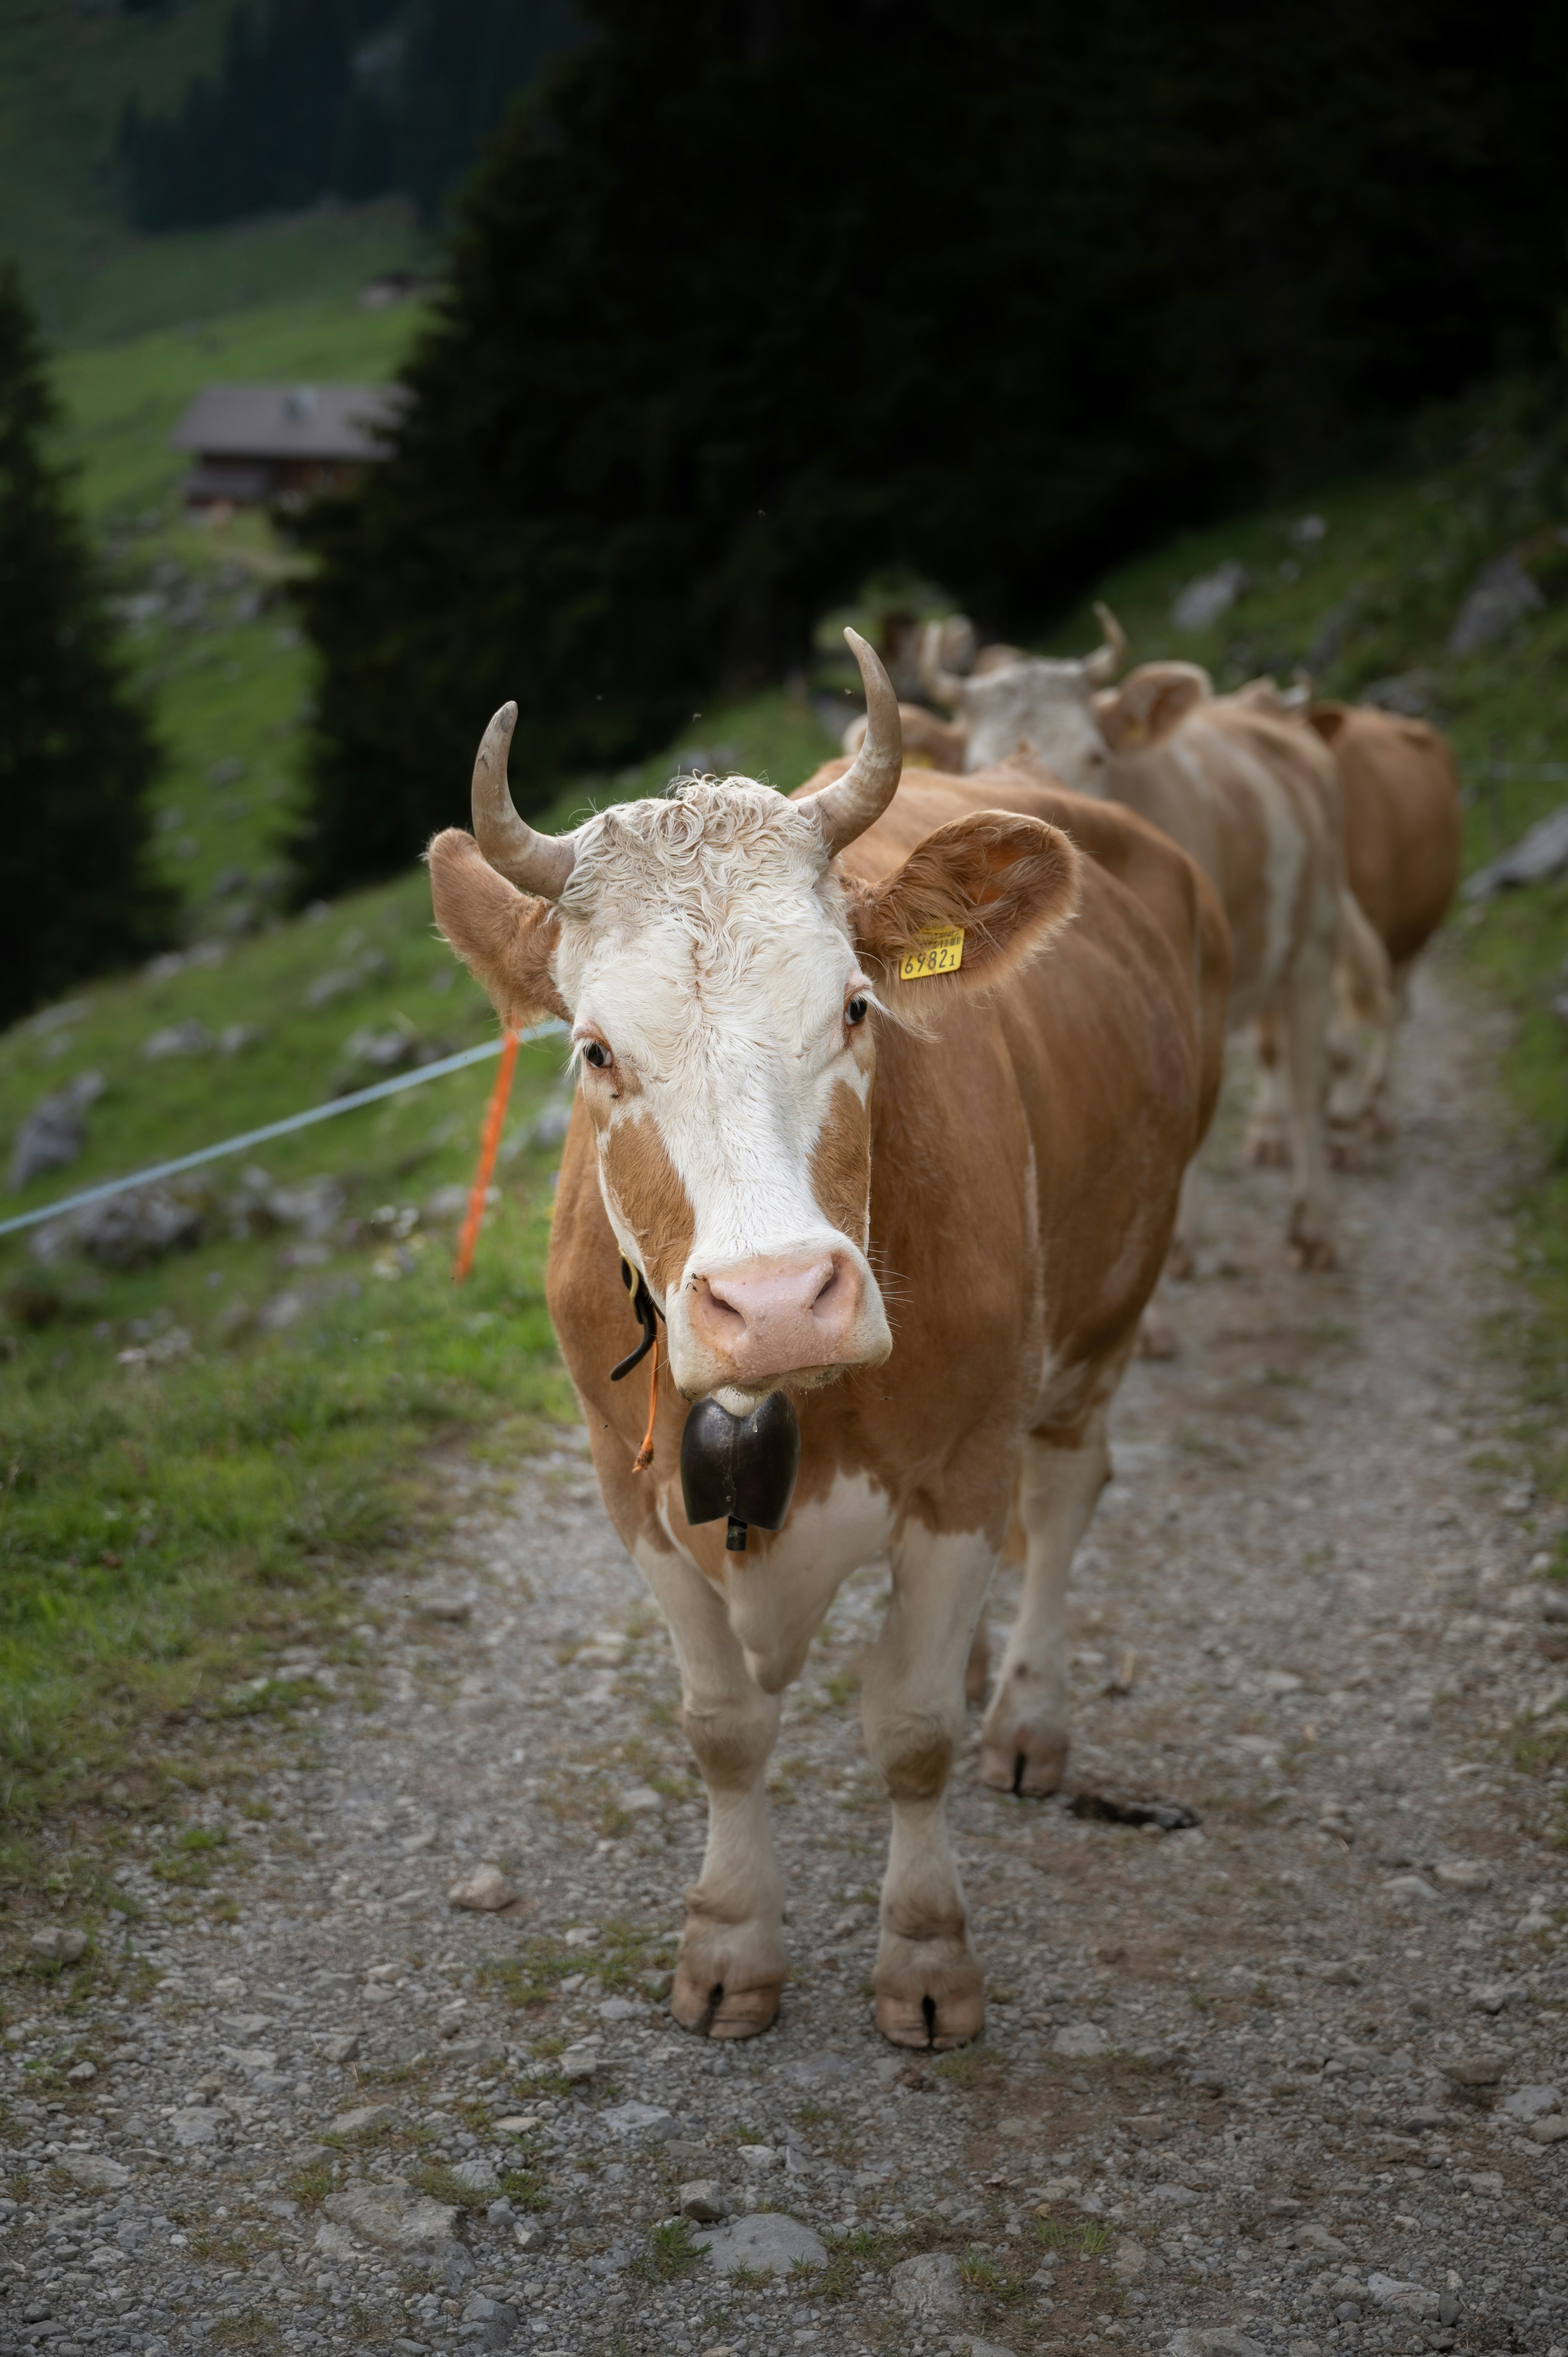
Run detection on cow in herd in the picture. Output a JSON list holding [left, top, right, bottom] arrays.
[[427, 604, 1456, 2054]]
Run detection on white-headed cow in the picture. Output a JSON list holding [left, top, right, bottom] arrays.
[[428, 634, 1227, 2049]]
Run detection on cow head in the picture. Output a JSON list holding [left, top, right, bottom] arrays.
[[920, 606, 1214, 790], [921, 604, 1129, 777], [427, 634, 1080, 1410]]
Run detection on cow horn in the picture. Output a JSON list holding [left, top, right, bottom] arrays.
[[470, 701, 577, 899], [1081, 602, 1128, 685], [919, 617, 967, 710], [801, 629, 903, 857]]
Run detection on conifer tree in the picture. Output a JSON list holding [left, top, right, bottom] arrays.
[[0, 267, 173, 1030], [294, 0, 1568, 899]]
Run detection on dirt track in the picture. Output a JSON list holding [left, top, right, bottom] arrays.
[[4, 947, 1567, 2357]]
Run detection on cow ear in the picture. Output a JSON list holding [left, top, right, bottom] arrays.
[[426, 829, 569, 1025], [1099, 661, 1210, 752], [848, 811, 1080, 1022]]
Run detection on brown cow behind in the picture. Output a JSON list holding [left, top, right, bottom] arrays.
[[1233, 683, 1460, 1136]]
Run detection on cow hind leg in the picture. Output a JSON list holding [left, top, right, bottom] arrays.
[[964, 1618, 991, 1705], [863, 1527, 994, 2050], [1165, 1150, 1204, 1280], [633, 1541, 786, 2040], [1245, 1012, 1292, 1167], [1282, 947, 1337, 1269], [979, 1411, 1111, 1796]]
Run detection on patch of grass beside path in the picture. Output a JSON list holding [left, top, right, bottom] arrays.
[[0, 1176, 572, 1830], [0, 868, 581, 1832]]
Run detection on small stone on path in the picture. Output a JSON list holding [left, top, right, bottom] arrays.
[[417, 1591, 473, 1622], [602, 2099, 676, 2140], [447, 1862, 518, 1910], [449, 2158, 498, 2194], [1383, 1873, 1439, 1904], [325, 2182, 460, 2255], [1444, 2053, 1506, 2086], [1051, 2021, 1108, 2057], [55, 2153, 129, 2192], [1502, 2083, 1560, 2120], [1435, 1858, 1492, 1891], [332, 2103, 394, 2137], [890, 2249, 964, 2315], [698, 2212, 826, 2276], [680, 2179, 728, 2222], [168, 2106, 223, 2145], [1167, 2334, 1270, 2357]]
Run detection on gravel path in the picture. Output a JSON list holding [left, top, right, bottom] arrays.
[[4, 951, 1566, 2357]]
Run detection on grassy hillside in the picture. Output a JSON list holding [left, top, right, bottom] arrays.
[[5, 366, 1567, 1849], [0, 0, 435, 345], [49, 292, 429, 921]]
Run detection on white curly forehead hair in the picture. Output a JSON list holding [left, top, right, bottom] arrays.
[[558, 776, 841, 933]]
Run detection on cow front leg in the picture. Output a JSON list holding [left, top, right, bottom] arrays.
[[979, 1412, 1111, 1795], [634, 1542, 785, 2039], [862, 1527, 993, 2050]]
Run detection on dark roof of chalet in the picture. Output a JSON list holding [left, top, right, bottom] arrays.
[[170, 383, 410, 464]]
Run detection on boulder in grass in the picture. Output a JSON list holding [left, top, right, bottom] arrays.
[[8, 1071, 104, 1190], [143, 1019, 215, 1060], [1448, 551, 1544, 657], [29, 1926, 88, 1963], [447, 1863, 518, 1912], [699, 2212, 827, 2278]]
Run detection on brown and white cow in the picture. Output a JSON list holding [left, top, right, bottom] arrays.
[[1230, 685, 1460, 1136], [840, 617, 1033, 772], [1304, 700, 1460, 1124], [920, 620, 1388, 1266], [428, 634, 1226, 2050]]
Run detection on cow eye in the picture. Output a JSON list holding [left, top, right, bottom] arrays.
[[583, 1040, 612, 1070], [845, 995, 869, 1027]]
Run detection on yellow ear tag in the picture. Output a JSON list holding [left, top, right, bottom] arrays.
[[898, 924, 966, 981]]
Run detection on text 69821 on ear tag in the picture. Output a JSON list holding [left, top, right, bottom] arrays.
[[898, 924, 965, 982]]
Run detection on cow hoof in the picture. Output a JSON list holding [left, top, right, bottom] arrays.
[[1289, 1232, 1337, 1272], [874, 1964, 985, 2051], [978, 1738, 1068, 1797], [669, 1964, 783, 2040], [1136, 1311, 1178, 1361], [1327, 1136, 1362, 1171], [1247, 1132, 1291, 1168]]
